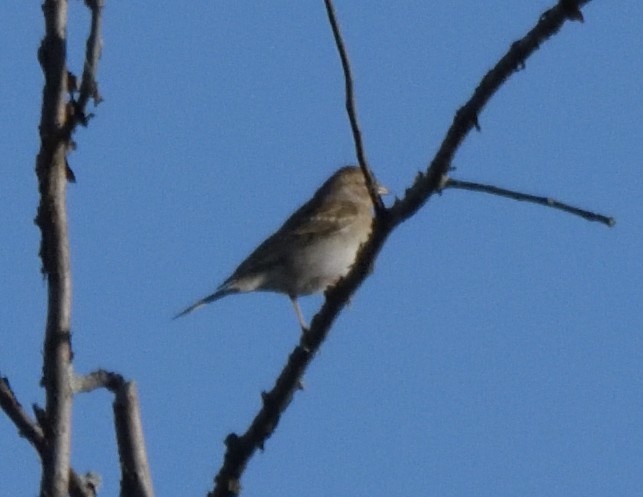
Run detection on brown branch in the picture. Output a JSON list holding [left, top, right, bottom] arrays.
[[387, 0, 590, 226], [443, 178, 615, 226], [114, 382, 155, 497], [0, 376, 47, 454], [74, 0, 104, 125], [0, 377, 99, 497], [36, 1, 75, 496], [323, 0, 386, 215], [73, 371, 155, 497], [209, 346, 309, 497], [12, 0, 148, 495], [209, 0, 592, 495], [35, 1, 106, 496], [72, 369, 126, 394]]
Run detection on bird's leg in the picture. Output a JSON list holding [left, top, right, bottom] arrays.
[[290, 296, 309, 332]]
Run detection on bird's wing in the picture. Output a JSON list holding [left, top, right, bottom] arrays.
[[228, 201, 360, 278], [287, 201, 360, 236]]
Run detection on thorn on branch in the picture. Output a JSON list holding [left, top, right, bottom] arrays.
[[510, 42, 527, 71], [560, 0, 585, 22], [67, 70, 78, 94], [455, 106, 481, 132], [33, 404, 49, 437], [472, 113, 481, 131], [65, 158, 77, 183], [93, 89, 103, 106], [81, 471, 102, 496], [224, 433, 240, 450]]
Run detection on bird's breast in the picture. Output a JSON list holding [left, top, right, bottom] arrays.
[[285, 226, 369, 296]]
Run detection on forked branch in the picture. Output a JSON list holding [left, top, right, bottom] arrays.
[[209, 1, 593, 496], [0, 377, 99, 497]]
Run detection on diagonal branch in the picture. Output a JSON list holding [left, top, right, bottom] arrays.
[[0, 376, 47, 454], [443, 177, 615, 226], [209, 1, 592, 495], [0, 377, 98, 497], [388, 0, 590, 226]]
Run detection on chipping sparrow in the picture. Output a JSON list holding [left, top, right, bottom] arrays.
[[174, 165, 386, 328]]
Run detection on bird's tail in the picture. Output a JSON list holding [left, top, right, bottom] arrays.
[[172, 287, 237, 320]]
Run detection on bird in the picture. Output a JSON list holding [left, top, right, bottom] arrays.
[[174, 165, 387, 328]]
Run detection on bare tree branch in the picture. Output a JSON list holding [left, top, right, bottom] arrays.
[[387, 0, 589, 225], [114, 382, 155, 497], [209, 0, 592, 495], [36, 1, 75, 495], [72, 369, 125, 394], [34, 0, 106, 495], [209, 347, 308, 497], [0, 377, 99, 497], [9, 1, 152, 496], [0, 376, 47, 454], [73, 371, 155, 496], [323, 0, 386, 214], [79, 0, 104, 103], [443, 177, 615, 226], [75, 0, 104, 124]]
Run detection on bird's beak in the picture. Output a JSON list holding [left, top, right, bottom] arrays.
[[377, 183, 389, 196]]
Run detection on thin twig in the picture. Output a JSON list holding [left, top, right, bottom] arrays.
[[75, 0, 104, 123], [443, 178, 615, 226], [323, 0, 386, 215]]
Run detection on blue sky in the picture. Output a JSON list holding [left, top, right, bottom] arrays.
[[1, 1, 642, 496]]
